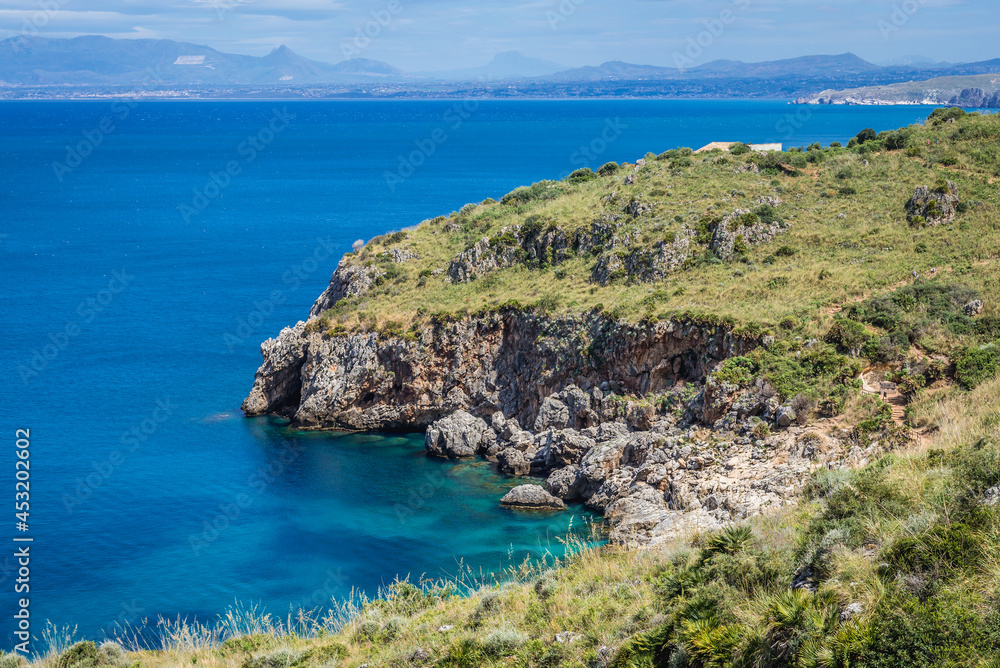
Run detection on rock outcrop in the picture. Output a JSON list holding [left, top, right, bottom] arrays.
[[425, 410, 494, 458], [244, 305, 761, 431], [905, 181, 960, 226], [710, 207, 786, 260], [964, 299, 984, 317], [309, 261, 384, 317], [429, 380, 876, 546]]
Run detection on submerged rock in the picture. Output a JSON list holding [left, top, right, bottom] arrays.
[[500, 484, 566, 510]]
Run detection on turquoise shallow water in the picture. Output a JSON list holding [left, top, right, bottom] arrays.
[[0, 99, 948, 648]]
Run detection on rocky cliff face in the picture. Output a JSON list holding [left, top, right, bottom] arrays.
[[245, 256, 864, 547], [244, 292, 760, 431]]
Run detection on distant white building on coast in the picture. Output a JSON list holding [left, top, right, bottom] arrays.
[[694, 142, 783, 153]]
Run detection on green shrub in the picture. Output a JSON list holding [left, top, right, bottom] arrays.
[[713, 356, 759, 385], [56, 642, 98, 668], [534, 294, 562, 314], [439, 638, 484, 668], [500, 180, 562, 206], [597, 161, 620, 176], [730, 142, 751, 155], [96, 643, 127, 667], [824, 319, 871, 357], [954, 344, 1000, 389], [779, 315, 799, 330], [884, 523, 982, 575], [928, 106, 967, 124], [857, 593, 993, 668], [245, 649, 306, 668], [482, 629, 528, 657], [855, 128, 877, 144], [567, 168, 596, 184], [775, 245, 795, 257], [767, 276, 789, 290]]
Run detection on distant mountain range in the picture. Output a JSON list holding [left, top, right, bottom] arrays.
[[1, 35, 999, 100], [0, 36, 412, 85]]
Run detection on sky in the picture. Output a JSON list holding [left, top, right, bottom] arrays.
[[0, 0, 997, 71]]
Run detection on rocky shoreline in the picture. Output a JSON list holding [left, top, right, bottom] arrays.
[[244, 257, 879, 547]]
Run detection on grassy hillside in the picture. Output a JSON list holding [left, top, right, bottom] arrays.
[[9, 109, 1000, 668], [318, 107, 1000, 335]]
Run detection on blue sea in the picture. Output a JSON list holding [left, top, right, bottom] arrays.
[[0, 99, 947, 649]]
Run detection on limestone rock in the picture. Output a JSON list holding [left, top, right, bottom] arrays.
[[242, 322, 309, 416], [309, 261, 385, 317], [965, 299, 984, 317], [500, 484, 566, 510], [905, 181, 959, 225], [775, 406, 796, 428], [544, 429, 596, 467], [596, 421, 630, 442], [578, 440, 626, 500], [425, 410, 491, 458], [624, 199, 653, 217], [546, 465, 582, 500], [701, 377, 740, 424], [586, 468, 636, 510], [497, 447, 532, 476], [710, 207, 786, 260], [839, 603, 864, 622], [447, 237, 520, 284], [983, 485, 1000, 506], [490, 411, 507, 433], [534, 397, 571, 431]]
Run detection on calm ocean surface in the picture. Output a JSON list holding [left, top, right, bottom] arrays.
[[0, 99, 944, 648]]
